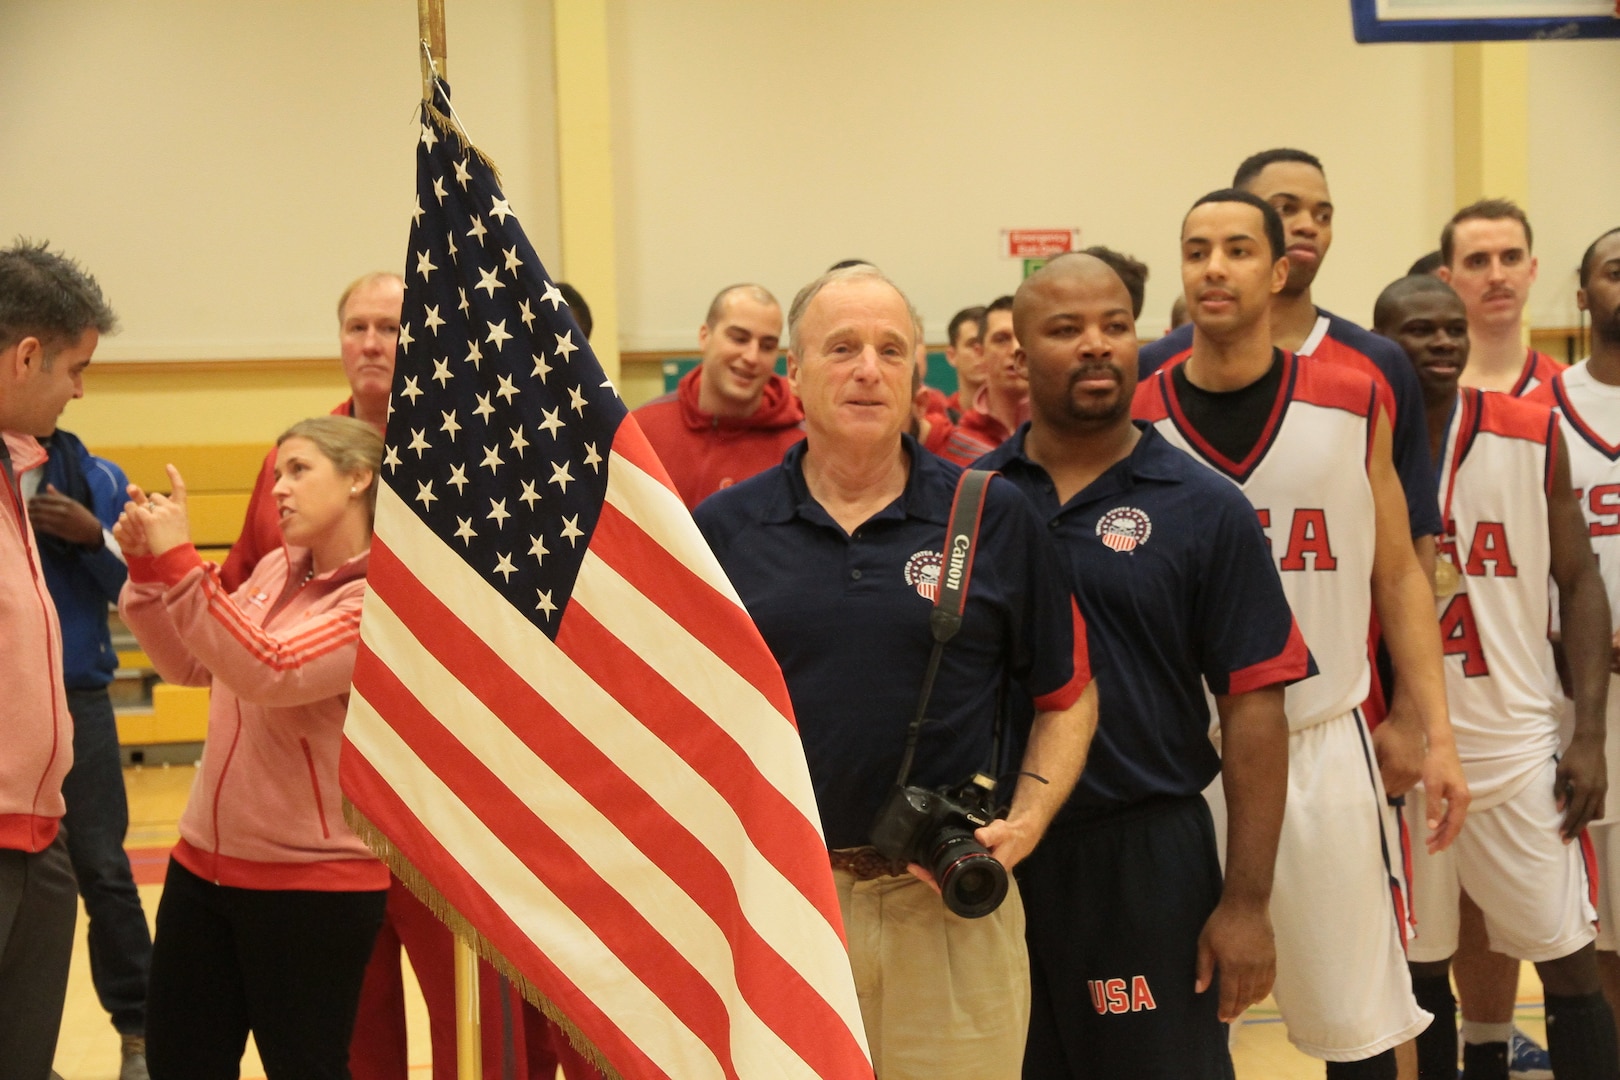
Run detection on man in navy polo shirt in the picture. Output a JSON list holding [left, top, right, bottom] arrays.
[[982, 253, 1305, 1080], [695, 264, 1096, 1080]]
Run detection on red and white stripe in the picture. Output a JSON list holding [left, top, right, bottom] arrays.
[[344, 422, 874, 1080]]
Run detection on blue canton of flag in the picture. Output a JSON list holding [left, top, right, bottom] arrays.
[[387, 85, 619, 636]]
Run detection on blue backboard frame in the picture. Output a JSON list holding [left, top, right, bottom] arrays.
[[1351, 0, 1620, 40]]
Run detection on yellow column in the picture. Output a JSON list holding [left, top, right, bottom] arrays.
[[1451, 42, 1530, 208], [553, 0, 621, 383]]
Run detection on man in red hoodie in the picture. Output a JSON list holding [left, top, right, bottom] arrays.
[[633, 283, 804, 509], [219, 271, 403, 590], [0, 239, 118, 1078]]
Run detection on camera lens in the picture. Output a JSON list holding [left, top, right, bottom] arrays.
[[928, 827, 1008, 919]]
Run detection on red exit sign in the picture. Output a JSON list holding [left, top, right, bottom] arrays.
[[1002, 228, 1080, 258]]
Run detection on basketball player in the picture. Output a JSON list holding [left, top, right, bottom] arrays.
[[1442, 199, 1564, 397], [1139, 149, 1441, 574], [1134, 190, 1468, 1080], [1533, 226, 1620, 1058], [1376, 274, 1615, 1080]]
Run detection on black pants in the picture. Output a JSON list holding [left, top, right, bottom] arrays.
[[62, 686, 153, 1036], [0, 832, 78, 1080], [1020, 795, 1233, 1080], [146, 858, 387, 1080]]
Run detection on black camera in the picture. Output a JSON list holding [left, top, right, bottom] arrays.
[[869, 773, 1009, 919]]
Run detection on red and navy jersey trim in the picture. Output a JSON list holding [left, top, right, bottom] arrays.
[[1158, 351, 1298, 484], [1551, 374, 1620, 463], [1511, 349, 1567, 398]]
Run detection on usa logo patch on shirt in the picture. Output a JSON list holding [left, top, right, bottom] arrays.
[[1096, 507, 1151, 553], [902, 549, 943, 601]]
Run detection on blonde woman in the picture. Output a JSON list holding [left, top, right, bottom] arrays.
[[116, 416, 387, 1079]]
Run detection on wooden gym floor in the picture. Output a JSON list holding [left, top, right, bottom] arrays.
[[51, 764, 1550, 1079]]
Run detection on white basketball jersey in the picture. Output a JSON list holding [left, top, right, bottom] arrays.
[[1135, 354, 1377, 731], [1433, 388, 1561, 807], [1544, 362, 1620, 823]]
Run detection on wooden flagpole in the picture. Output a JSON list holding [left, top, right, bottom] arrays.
[[420, 8, 479, 1080], [418, 0, 448, 98]]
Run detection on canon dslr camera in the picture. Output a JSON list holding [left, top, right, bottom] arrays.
[[869, 773, 1009, 918]]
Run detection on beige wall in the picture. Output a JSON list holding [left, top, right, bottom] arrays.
[[0, 0, 559, 365], [1527, 40, 1620, 337], [606, 1, 1455, 348], [3, 1, 1614, 448]]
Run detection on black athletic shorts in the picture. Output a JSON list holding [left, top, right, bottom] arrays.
[[1018, 794, 1234, 1080]]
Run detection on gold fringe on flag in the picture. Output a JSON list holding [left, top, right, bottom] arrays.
[[417, 57, 501, 184], [344, 799, 623, 1080]]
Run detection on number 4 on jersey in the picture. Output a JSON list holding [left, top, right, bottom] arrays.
[[1439, 593, 1489, 677]]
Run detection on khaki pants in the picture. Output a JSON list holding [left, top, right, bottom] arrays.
[[834, 868, 1030, 1080]]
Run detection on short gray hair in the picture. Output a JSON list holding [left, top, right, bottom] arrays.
[[787, 264, 921, 358], [337, 272, 405, 323], [0, 239, 118, 354]]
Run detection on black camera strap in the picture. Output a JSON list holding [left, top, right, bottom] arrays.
[[894, 468, 994, 787]]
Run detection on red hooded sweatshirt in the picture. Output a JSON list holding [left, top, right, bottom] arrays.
[[631, 367, 805, 510]]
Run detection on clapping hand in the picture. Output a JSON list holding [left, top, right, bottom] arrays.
[[112, 465, 191, 559]]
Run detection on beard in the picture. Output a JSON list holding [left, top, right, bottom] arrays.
[[1595, 305, 1620, 348]]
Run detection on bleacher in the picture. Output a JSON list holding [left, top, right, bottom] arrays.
[[101, 443, 267, 760]]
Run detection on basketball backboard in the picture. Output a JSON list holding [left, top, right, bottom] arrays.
[[1352, 0, 1620, 40]]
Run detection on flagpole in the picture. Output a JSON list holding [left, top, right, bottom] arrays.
[[417, 0, 448, 97], [418, 3, 481, 1075], [453, 933, 482, 1080]]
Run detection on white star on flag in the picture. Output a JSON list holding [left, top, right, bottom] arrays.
[[558, 513, 583, 546], [475, 266, 505, 297]]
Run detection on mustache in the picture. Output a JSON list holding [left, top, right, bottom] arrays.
[[1068, 362, 1121, 386]]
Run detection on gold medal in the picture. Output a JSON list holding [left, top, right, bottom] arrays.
[[1434, 555, 1461, 599]]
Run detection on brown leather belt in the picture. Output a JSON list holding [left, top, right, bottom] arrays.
[[829, 847, 909, 881]]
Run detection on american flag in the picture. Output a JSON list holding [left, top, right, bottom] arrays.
[[341, 80, 874, 1080]]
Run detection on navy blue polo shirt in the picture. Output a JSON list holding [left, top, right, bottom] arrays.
[[1139, 309, 1441, 541], [981, 423, 1310, 819], [694, 434, 1090, 849]]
